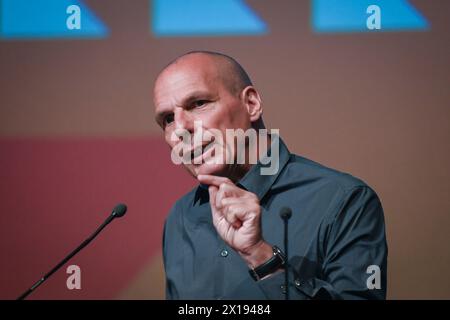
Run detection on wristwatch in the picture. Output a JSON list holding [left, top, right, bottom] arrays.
[[248, 245, 286, 281]]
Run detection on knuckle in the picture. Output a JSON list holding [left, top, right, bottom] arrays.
[[250, 203, 260, 214], [247, 192, 258, 202], [227, 205, 236, 214], [219, 183, 229, 192]]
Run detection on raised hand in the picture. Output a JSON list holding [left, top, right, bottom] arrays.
[[197, 174, 273, 268]]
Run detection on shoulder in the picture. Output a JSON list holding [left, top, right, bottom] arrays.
[[281, 154, 374, 193], [276, 154, 382, 219]]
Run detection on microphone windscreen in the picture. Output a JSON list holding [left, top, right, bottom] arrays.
[[279, 207, 292, 220], [112, 203, 127, 218]]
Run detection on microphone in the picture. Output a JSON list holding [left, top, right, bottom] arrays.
[[17, 203, 128, 300], [279, 207, 292, 300]]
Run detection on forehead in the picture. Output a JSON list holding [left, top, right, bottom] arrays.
[[153, 57, 221, 108]]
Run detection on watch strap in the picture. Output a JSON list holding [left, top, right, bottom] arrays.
[[248, 245, 286, 281]]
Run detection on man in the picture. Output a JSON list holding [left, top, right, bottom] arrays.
[[153, 51, 387, 299]]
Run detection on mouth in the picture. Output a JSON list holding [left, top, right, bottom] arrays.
[[189, 141, 215, 164]]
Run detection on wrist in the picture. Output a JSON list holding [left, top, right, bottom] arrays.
[[247, 245, 286, 281], [239, 240, 273, 269]]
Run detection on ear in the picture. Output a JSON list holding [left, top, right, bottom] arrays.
[[240, 86, 263, 123]]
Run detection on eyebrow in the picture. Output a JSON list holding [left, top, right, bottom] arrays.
[[179, 90, 213, 107]]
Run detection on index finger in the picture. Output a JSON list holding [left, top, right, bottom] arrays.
[[197, 174, 232, 187]]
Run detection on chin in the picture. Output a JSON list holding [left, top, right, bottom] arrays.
[[188, 163, 228, 179]]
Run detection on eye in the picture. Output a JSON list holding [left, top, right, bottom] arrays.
[[193, 100, 208, 108], [163, 113, 174, 127]]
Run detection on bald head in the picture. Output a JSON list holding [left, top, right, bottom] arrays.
[[157, 51, 253, 97], [153, 50, 265, 179]]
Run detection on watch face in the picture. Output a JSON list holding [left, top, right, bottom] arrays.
[[273, 246, 286, 264]]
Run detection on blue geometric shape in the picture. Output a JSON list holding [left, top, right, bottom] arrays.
[[0, 0, 108, 39], [152, 0, 268, 37], [312, 0, 429, 33]]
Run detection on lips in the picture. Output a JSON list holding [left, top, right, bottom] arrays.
[[188, 142, 215, 163]]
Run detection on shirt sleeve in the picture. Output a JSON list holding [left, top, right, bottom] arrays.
[[257, 186, 388, 300]]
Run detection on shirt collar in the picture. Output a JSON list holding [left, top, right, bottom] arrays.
[[237, 135, 290, 201], [193, 135, 291, 205], [194, 182, 210, 205]]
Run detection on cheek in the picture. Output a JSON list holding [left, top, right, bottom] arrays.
[[210, 102, 246, 128], [224, 104, 250, 129]]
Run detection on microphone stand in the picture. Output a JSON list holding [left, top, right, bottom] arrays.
[[280, 207, 292, 300], [17, 204, 127, 300]]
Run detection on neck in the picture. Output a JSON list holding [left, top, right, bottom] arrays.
[[227, 131, 271, 183]]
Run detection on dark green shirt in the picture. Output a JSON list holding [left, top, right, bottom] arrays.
[[163, 138, 387, 299]]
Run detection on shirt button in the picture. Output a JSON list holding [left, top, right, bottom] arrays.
[[294, 279, 301, 287], [220, 249, 229, 257]]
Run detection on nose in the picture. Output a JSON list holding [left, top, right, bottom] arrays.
[[174, 109, 194, 133]]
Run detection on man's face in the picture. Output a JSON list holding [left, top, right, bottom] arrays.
[[153, 55, 252, 179]]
